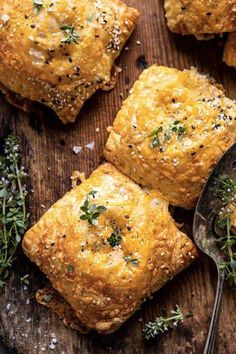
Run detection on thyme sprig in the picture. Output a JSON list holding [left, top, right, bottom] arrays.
[[0, 136, 29, 288], [143, 305, 192, 340], [216, 175, 236, 286], [60, 25, 80, 44], [80, 191, 107, 226]]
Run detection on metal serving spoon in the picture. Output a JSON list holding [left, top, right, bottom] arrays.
[[193, 143, 236, 354]]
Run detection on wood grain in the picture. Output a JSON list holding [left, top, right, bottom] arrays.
[[1, 0, 236, 353]]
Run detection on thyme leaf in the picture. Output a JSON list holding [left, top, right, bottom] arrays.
[[124, 256, 139, 266], [148, 127, 163, 148], [67, 264, 74, 273], [107, 227, 122, 247], [20, 274, 30, 286], [60, 25, 80, 44], [148, 121, 186, 148], [33, 0, 43, 14]]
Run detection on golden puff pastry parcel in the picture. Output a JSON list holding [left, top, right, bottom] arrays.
[[223, 32, 236, 68], [104, 65, 236, 210], [0, 0, 139, 123], [23, 163, 197, 334], [164, 0, 236, 35]]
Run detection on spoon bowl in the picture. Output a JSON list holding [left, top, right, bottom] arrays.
[[193, 142, 236, 354]]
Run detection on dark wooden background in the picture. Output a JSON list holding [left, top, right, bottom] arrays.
[[1, 0, 236, 353]]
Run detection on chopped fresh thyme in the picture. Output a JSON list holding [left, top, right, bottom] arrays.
[[87, 13, 94, 23], [171, 120, 186, 139], [67, 264, 74, 273], [60, 25, 80, 44], [0, 136, 29, 288], [80, 190, 107, 226], [124, 256, 139, 266], [143, 305, 192, 340], [20, 274, 30, 286], [148, 121, 186, 148], [43, 293, 52, 303], [33, 0, 43, 13], [149, 127, 163, 148], [216, 175, 236, 286], [107, 227, 122, 247]]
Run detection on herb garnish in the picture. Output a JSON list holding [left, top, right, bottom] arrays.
[[33, 0, 43, 14], [107, 227, 122, 247], [60, 25, 80, 44], [20, 274, 30, 286], [171, 120, 186, 139], [67, 264, 74, 273], [124, 256, 139, 266], [0, 136, 29, 288], [148, 127, 163, 148], [43, 293, 52, 303], [148, 121, 186, 148], [216, 175, 236, 286], [80, 191, 107, 226], [143, 305, 192, 340]]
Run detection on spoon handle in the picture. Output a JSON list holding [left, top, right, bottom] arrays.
[[203, 269, 225, 354]]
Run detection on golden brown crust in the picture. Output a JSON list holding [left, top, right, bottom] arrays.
[[36, 288, 90, 332], [23, 163, 197, 334], [164, 0, 236, 35], [223, 32, 236, 68], [0, 0, 139, 123], [104, 65, 236, 209]]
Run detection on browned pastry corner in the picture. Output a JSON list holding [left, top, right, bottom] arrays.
[[164, 0, 236, 35], [23, 163, 197, 334], [0, 0, 139, 123], [223, 32, 236, 68], [104, 65, 236, 209], [36, 288, 89, 333]]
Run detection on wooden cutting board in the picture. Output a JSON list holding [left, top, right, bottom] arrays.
[[1, 1, 236, 353]]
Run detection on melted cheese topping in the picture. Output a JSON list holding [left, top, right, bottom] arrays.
[[0, 0, 139, 123], [23, 163, 197, 333], [105, 65, 236, 209]]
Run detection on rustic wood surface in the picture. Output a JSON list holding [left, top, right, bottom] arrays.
[[1, 0, 236, 353]]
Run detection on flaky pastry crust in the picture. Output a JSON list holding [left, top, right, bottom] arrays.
[[0, 0, 139, 123], [104, 65, 236, 209], [164, 0, 236, 35], [23, 163, 197, 334], [223, 32, 236, 68]]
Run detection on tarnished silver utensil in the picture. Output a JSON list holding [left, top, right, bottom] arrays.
[[193, 143, 236, 354]]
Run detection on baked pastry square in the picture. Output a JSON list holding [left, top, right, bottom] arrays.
[[223, 32, 236, 68], [23, 163, 197, 334], [164, 0, 236, 35], [0, 0, 139, 123], [104, 65, 236, 209]]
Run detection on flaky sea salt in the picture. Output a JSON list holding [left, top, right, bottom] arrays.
[[72, 146, 83, 154], [2, 14, 9, 23], [85, 141, 95, 150]]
